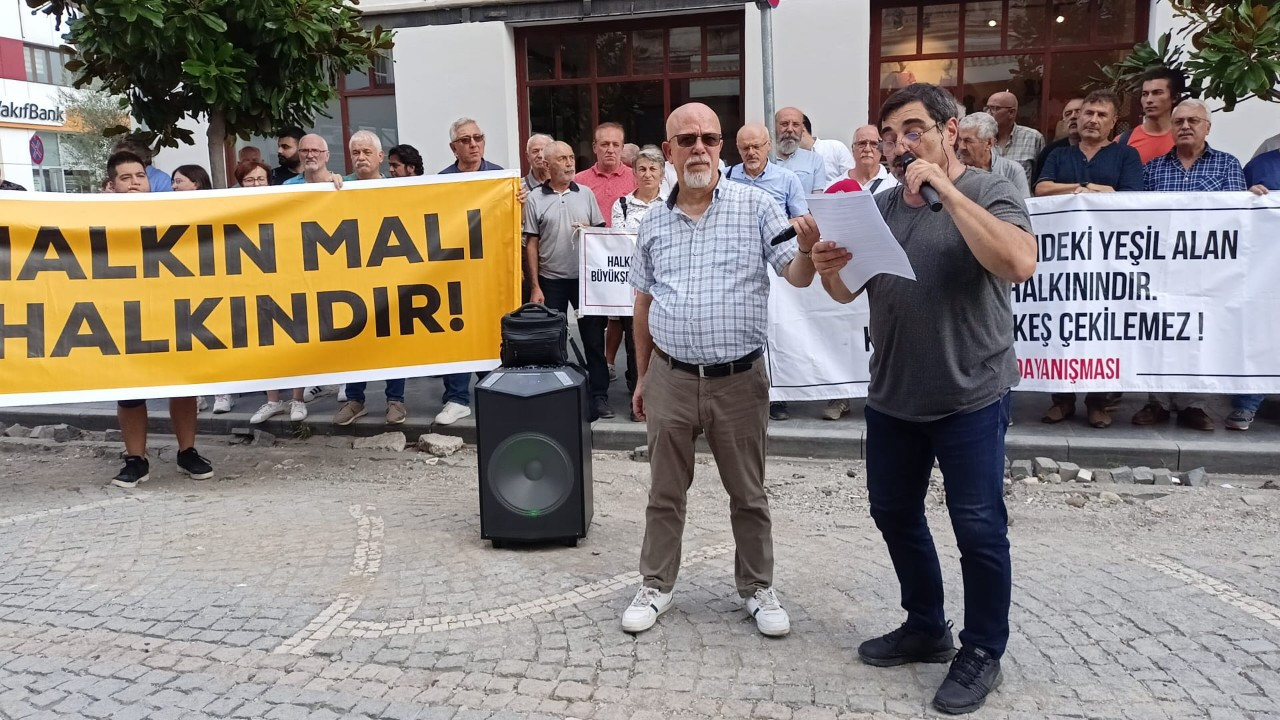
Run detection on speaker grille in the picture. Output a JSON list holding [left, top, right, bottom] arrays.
[[487, 432, 574, 517]]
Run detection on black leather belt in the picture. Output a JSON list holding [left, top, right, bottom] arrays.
[[654, 347, 763, 378]]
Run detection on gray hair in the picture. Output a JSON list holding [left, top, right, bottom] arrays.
[[635, 145, 664, 169], [953, 97, 967, 120], [1175, 98, 1212, 121], [348, 129, 382, 153], [450, 117, 480, 141], [958, 112, 998, 141], [526, 133, 553, 150]]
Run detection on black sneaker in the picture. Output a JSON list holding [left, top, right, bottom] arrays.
[[176, 448, 214, 480], [593, 396, 615, 419], [769, 402, 789, 421], [932, 646, 1002, 715], [857, 622, 956, 667], [112, 456, 150, 488]]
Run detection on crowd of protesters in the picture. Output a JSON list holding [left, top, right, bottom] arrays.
[[80, 66, 1280, 489]]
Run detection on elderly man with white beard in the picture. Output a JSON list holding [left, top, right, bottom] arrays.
[[774, 106, 828, 193], [621, 102, 820, 638]]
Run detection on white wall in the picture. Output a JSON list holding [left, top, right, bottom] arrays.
[[392, 22, 520, 172], [2, 0, 63, 46], [1148, 0, 1277, 161], [748, 0, 871, 146]]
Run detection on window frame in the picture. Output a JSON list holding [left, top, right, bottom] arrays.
[[515, 11, 745, 174], [869, 0, 1150, 136]]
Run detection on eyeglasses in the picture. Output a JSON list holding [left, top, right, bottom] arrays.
[[738, 141, 769, 153], [454, 134, 485, 145], [853, 140, 880, 149], [298, 148, 328, 156], [668, 133, 723, 148], [879, 122, 942, 152], [983, 105, 1016, 112]]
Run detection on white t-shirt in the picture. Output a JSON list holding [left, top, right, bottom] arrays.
[[812, 137, 855, 190]]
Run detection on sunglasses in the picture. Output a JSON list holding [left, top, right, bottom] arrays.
[[668, 133, 723, 148], [454, 134, 485, 145]]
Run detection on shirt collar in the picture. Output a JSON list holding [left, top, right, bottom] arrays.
[[541, 180, 581, 194], [585, 163, 628, 178], [1161, 143, 1216, 164]]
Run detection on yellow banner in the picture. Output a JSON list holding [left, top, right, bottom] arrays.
[[0, 172, 522, 406]]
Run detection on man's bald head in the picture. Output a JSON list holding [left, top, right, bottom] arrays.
[[775, 106, 806, 156], [737, 124, 772, 176], [984, 91, 1019, 132], [542, 141, 577, 186], [665, 102, 720, 139], [664, 103, 722, 191], [298, 133, 330, 174]]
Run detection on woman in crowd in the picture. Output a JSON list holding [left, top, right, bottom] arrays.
[[171, 165, 236, 415]]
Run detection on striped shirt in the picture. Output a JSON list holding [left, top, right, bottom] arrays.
[[631, 179, 794, 365], [1144, 145, 1246, 192], [993, 124, 1045, 184]]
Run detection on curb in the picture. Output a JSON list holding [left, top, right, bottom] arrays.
[[3, 407, 1278, 474]]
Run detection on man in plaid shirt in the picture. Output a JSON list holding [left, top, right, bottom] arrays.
[[1135, 99, 1246, 431]]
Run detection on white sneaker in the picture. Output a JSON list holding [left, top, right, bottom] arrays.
[[745, 587, 790, 637], [303, 385, 336, 403], [622, 586, 673, 633], [196, 396, 209, 412], [434, 401, 472, 426], [212, 395, 233, 414], [250, 401, 288, 424], [289, 400, 308, 422]]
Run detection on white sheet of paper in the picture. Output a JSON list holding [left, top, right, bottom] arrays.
[[805, 192, 916, 292]]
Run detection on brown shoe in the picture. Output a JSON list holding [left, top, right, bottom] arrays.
[[1131, 402, 1171, 426], [1041, 401, 1075, 424], [823, 399, 851, 420], [1176, 407, 1214, 431], [1086, 405, 1112, 428], [386, 401, 407, 425]]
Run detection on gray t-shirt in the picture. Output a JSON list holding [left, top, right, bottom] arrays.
[[865, 168, 1032, 422], [522, 181, 605, 280]]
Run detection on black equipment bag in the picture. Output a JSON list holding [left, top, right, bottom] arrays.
[[500, 303, 569, 368]]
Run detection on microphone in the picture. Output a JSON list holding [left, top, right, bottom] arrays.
[[769, 225, 798, 246], [900, 152, 943, 212]]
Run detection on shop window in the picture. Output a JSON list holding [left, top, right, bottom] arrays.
[[517, 13, 745, 171], [871, 0, 1148, 138]]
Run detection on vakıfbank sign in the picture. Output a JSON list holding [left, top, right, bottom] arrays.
[[0, 98, 66, 126]]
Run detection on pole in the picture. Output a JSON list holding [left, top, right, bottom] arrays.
[[758, 0, 776, 137]]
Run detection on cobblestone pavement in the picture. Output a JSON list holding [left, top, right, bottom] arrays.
[[0, 436, 1278, 720]]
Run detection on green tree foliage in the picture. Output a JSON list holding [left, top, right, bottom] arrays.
[[1094, 1, 1280, 110], [56, 86, 127, 190], [29, 0, 393, 186]]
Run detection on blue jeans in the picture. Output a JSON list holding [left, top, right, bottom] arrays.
[[865, 394, 1012, 657], [1233, 395, 1264, 413], [441, 373, 471, 407], [345, 379, 405, 405]]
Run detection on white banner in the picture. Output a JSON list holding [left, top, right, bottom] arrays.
[[578, 228, 636, 316], [766, 276, 872, 402], [1016, 192, 1280, 393]]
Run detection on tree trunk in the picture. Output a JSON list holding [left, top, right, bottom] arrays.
[[207, 110, 229, 189]]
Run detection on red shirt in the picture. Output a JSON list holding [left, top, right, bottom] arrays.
[[574, 164, 636, 227], [1122, 125, 1175, 165], [824, 178, 863, 194]]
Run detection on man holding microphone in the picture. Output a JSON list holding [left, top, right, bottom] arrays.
[[811, 83, 1036, 714]]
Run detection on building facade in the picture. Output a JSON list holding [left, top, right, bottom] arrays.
[[327, 0, 1272, 176], [0, 3, 91, 191]]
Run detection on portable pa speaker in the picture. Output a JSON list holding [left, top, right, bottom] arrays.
[[475, 366, 593, 547]]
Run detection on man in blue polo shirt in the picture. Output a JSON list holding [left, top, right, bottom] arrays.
[[726, 123, 810, 422], [726, 124, 808, 217], [1034, 89, 1142, 430], [439, 117, 504, 175]]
